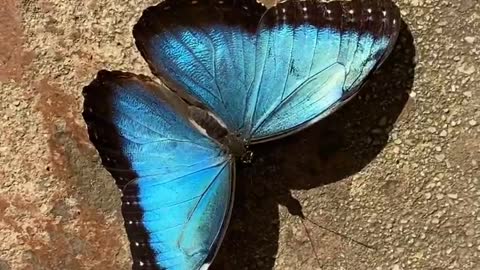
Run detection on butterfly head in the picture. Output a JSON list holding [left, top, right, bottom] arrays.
[[224, 133, 253, 164], [222, 133, 249, 160]]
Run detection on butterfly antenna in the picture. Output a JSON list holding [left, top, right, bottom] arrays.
[[303, 216, 376, 251], [298, 215, 323, 269]]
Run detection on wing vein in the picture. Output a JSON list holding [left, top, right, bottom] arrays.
[[252, 63, 338, 134], [138, 159, 227, 189], [191, 25, 227, 104], [162, 27, 223, 101], [177, 161, 230, 247], [280, 28, 295, 100], [308, 27, 319, 77], [248, 31, 271, 132]]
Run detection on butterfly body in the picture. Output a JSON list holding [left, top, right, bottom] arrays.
[[82, 0, 401, 269]]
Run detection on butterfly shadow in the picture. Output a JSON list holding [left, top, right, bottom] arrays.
[[212, 20, 416, 270]]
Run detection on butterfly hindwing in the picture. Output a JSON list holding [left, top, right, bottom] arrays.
[[247, 0, 400, 140], [82, 71, 234, 270], [133, 0, 400, 142]]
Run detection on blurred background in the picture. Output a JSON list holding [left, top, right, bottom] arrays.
[[0, 0, 478, 269]]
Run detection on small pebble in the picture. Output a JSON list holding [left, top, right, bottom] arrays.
[[392, 264, 402, 270], [447, 194, 458, 199], [457, 63, 476, 75], [435, 154, 446, 162], [464, 36, 476, 44]]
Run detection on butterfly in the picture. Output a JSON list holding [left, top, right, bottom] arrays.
[[82, 0, 400, 269]]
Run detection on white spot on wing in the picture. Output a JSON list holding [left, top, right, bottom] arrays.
[[207, 111, 228, 129], [200, 263, 211, 270], [189, 119, 209, 137]]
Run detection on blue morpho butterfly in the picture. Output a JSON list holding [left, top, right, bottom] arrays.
[[82, 0, 400, 269]]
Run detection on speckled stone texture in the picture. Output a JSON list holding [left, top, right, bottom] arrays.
[[0, 0, 478, 269]]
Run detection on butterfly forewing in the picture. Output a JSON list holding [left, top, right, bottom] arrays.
[[134, 0, 266, 136]]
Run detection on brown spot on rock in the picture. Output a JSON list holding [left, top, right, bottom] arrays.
[[31, 78, 128, 269], [21, 207, 124, 269], [0, 197, 10, 214], [0, 175, 126, 269], [34, 79, 91, 174], [0, 0, 33, 82]]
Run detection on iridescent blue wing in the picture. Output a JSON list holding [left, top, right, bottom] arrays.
[[133, 0, 400, 142], [247, 0, 401, 140], [82, 71, 234, 270], [133, 0, 266, 137]]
